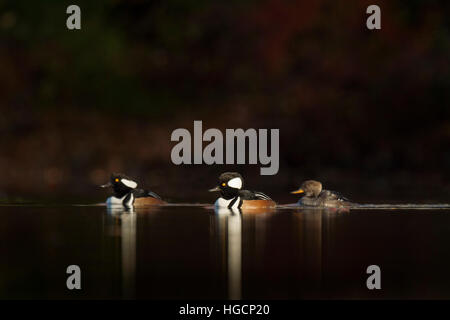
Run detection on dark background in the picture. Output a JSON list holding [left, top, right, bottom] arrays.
[[0, 0, 449, 203]]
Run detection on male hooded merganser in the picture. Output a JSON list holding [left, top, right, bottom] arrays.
[[101, 173, 166, 208], [291, 180, 351, 208], [209, 172, 276, 210]]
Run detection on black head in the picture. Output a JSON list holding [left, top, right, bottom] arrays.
[[209, 172, 244, 200], [291, 180, 322, 198], [101, 173, 138, 198]]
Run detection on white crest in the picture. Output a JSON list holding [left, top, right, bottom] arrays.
[[227, 177, 242, 189], [121, 178, 138, 189]]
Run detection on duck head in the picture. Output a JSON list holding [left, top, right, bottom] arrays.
[[291, 180, 322, 198], [209, 172, 243, 200], [101, 173, 138, 198]]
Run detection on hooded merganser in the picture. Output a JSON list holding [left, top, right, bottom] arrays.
[[209, 172, 276, 210], [291, 180, 350, 208], [101, 173, 166, 208]]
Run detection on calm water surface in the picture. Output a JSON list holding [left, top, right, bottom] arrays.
[[1, 204, 450, 299]]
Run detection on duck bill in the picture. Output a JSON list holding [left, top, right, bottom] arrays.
[[291, 188, 304, 194], [100, 182, 112, 188], [208, 186, 221, 192]]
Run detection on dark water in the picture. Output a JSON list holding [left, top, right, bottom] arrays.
[[1, 204, 450, 299]]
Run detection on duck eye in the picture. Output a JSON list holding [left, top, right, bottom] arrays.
[[115, 178, 120, 182], [222, 183, 226, 187]]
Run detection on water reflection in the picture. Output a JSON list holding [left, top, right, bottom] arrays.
[[105, 207, 136, 299], [227, 207, 339, 299], [295, 208, 324, 291], [3, 204, 450, 299], [294, 208, 346, 297], [214, 208, 242, 300], [102, 205, 345, 299]]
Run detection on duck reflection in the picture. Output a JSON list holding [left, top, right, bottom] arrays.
[[214, 207, 242, 300], [104, 207, 136, 299], [294, 208, 324, 291], [292, 207, 342, 296]]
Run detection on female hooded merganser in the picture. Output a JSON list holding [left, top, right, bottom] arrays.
[[101, 173, 166, 208], [209, 172, 276, 210], [291, 180, 350, 208]]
